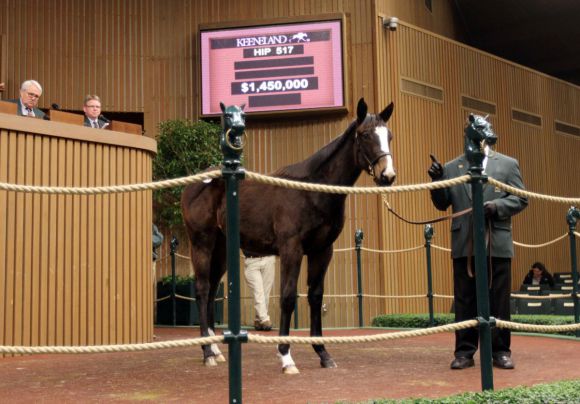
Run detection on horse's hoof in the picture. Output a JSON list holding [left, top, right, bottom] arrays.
[[204, 357, 218, 367], [321, 358, 337, 368], [215, 354, 226, 363], [283, 365, 300, 375]]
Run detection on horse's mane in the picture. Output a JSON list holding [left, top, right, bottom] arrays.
[[272, 120, 358, 180]]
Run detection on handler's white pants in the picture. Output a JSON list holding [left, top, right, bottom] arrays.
[[244, 256, 276, 322]]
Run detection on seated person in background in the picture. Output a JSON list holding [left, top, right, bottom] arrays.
[[522, 261, 555, 288], [0, 82, 5, 92], [8, 79, 46, 119], [83, 95, 108, 128]]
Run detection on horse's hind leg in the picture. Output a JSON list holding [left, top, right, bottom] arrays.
[[307, 248, 337, 368], [277, 246, 303, 374], [207, 239, 227, 363], [189, 241, 221, 366]]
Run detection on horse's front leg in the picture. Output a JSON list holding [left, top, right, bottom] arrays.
[[277, 245, 303, 374], [307, 248, 337, 368]]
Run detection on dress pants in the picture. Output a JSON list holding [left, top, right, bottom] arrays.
[[453, 256, 511, 359], [244, 256, 276, 323]]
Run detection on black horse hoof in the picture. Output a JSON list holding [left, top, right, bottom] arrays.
[[320, 358, 337, 368]]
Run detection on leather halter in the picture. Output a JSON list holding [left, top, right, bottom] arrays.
[[354, 131, 389, 180]]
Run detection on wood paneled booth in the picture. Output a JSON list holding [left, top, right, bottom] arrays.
[[0, 112, 156, 349], [1, 0, 579, 336]]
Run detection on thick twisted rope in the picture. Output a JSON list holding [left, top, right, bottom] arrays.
[[0, 335, 224, 354], [363, 293, 426, 299], [510, 293, 573, 300], [488, 178, 580, 204], [361, 245, 424, 254], [245, 172, 470, 195], [496, 319, 580, 333], [247, 320, 478, 344], [431, 244, 451, 252], [0, 170, 223, 195], [514, 233, 568, 248], [333, 247, 355, 252]]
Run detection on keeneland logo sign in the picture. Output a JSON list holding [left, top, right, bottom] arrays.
[[236, 32, 310, 47]]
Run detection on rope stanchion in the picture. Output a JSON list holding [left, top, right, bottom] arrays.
[[431, 244, 451, 252], [247, 320, 479, 345], [488, 178, 580, 204], [432, 294, 454, 299], [245, 172, 470, 195], [496, 319, 580, 333], [0, 170, 223, 195], [513, 233, 568, 248], [361, 245, 423, 254], [0, 336, 225, 355], [510, 293, 573, 300], [362, 293, 426, 299]]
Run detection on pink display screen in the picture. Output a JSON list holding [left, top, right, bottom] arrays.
[[200, 19, 344, 115]]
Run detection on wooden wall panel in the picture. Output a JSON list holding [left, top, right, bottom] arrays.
[[375, 18, 580, 317], [5, 0, 576, 332], [0, 117, 154, 351]]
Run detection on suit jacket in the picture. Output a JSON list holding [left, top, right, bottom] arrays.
[[430, 151, 528, 258], [83, 116, 108, 128], [8, 98, 46, 119]]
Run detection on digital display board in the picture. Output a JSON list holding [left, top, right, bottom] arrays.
[[200, 18, 345, 115]]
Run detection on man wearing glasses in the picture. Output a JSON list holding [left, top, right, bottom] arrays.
[[83, 95, 108, 129], [9, 80, 46, 119]]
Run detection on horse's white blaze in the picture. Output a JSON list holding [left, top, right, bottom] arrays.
[[278, 350, 296, 369], [375, 126, 396, 179], [208, 329, 223, 356]]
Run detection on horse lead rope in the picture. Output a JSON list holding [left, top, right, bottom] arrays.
[[382, 196, 493, 284]]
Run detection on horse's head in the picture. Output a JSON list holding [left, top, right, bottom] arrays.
[[464, 113, 497, 166], [354, 98, 396, 186]]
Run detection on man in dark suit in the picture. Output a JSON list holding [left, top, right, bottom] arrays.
[[8, 80, 46, 119], [428, 116, 528, 370], [83, 95, 108, 129]]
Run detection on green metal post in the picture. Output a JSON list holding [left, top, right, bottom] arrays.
[[464, 118, 494, 391], [170, 236, 178, 327], [355, 229, 364, 327], [424, 225, 435, 327], [566, 207, 580, 337], [220, 107, 247, 404]]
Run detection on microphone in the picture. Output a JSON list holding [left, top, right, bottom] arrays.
[[51, 103, 61, 110], [99, 114, 111, 128]]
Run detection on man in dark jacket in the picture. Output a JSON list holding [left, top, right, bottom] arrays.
[[8, 80, 46, 119], [428, 115, 528, 370]]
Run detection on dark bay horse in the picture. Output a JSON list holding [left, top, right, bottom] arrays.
[[181, 98, 396, 373]]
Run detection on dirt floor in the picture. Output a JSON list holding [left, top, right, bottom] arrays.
[[0, 327, 579, 403]]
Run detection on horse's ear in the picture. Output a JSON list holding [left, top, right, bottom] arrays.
[[379, 102, 394, 122], [220, 102, 226, 113], [240, 103, 246, 111], [468, 114, 475, 123], [356, 98, 367, 124]]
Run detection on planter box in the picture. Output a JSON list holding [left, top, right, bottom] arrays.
[[156, 281, 224, 326]]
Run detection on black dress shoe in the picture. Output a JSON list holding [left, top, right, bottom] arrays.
[[450, 357, 475, 369], [493, 355, 515, 369]]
